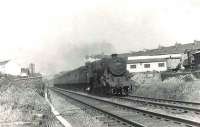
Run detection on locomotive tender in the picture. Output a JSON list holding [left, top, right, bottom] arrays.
[[54, 54, 132, 96]]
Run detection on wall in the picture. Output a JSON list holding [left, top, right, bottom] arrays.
[[166, 58, 181, 70], [127, 61, 167, 73]]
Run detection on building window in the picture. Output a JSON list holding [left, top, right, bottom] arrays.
[[144, 64, 150, 68], [130, 64, 136, 69], [158, 62, 165, 67]]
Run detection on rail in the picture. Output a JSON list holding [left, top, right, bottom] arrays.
[[128, 95, 200, 106], [50, 87, 145, 127]]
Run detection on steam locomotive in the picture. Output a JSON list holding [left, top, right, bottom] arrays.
[[54, 54, 132, 96]]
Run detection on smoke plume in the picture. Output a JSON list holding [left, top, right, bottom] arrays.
[[38, 41, 115, 76]]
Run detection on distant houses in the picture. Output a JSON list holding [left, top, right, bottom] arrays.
[[0, 60, 36, 76]]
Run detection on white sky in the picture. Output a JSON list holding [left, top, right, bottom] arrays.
[[0, 0, 200, 75]]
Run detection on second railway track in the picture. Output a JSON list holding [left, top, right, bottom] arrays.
[[51, 87, 200, 127], [118, 95, 200, 115], [128, 95, 200, 108]]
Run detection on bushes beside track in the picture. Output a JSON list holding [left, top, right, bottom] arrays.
[[0, 76, 61, 126], [131, 73, 200, 102]]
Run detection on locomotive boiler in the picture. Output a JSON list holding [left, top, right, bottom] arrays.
[[54, 54, 132, 96]]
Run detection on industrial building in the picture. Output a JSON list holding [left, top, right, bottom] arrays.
[[20, 63, 36, 77], [29, 63, 35, 76], [127, 54, 182, 73]]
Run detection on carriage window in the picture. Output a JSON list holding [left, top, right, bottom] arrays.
[[144, 64, 150, 68], [130, 64, 136, 69], [158, 63, 165, 67]]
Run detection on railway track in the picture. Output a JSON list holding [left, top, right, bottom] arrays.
[[128, 95, 200, 108], [51, 87, 200, 127], [51, 87, 144, 127], [118, 95, 200, 115]]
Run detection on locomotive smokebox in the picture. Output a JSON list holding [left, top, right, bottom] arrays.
[[108, 54, 127, 76]]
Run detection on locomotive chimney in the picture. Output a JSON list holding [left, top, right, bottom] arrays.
[[111, 54, 118, 58]]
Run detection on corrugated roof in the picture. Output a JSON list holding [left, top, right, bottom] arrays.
[[127, 58, 166, 64]]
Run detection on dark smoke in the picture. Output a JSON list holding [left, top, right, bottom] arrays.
[[39, 41, 115, 75]]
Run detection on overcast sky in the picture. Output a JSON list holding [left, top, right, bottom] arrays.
[[0, 0, 200, 75]]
